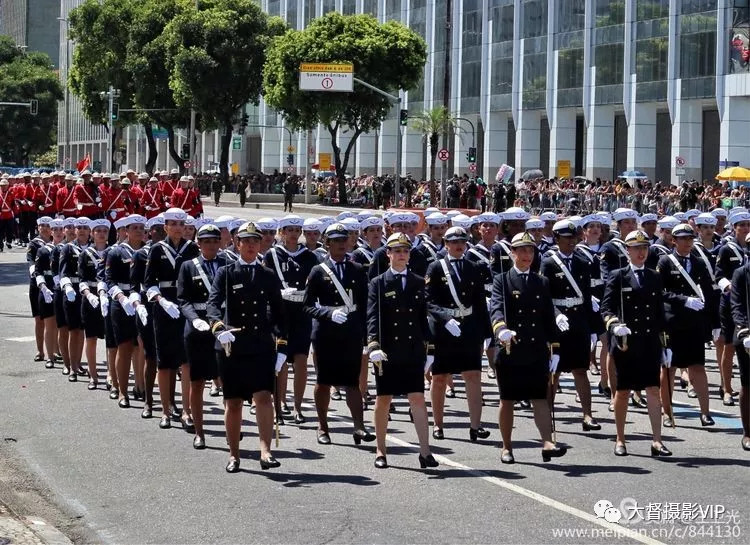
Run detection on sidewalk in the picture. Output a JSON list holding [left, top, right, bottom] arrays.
[[208, 194, 363, 216], [0, 503, 71, 545]]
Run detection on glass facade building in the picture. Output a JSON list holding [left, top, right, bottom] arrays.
[[86, 1, 750, 182]]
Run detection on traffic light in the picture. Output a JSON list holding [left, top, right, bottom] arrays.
[[399, 109, 408, 126], [111, 102, 119, 120], [286, 154, 294, 165], [181, 143, 190, 159], [467, 146, 476, 163], [29, 99, 38, 116]]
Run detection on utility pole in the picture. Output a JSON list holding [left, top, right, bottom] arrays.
[[100, 86, 120, 173], [58, 17, 71, 171], [188, 0, 198, 175], [441, 0, 452, 206]]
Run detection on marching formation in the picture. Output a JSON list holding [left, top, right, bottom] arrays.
[[12, 170, 750, 473]]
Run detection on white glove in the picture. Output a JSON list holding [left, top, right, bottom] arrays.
[[613, 324, 631, 337], [275, 353, 287, 373], [119, 295, 135, 316], [52, 275, 60, 287], [497, 328, 516, 343], [591, 297, 600, 312], [662, 348, 673, 368], [445, 318, 462, 337], [549, 354, 560, 373], [718, 277, 732, 293], [591, 333, 598, 351], [136, 304, 148, 326], [281, 287, 297, 298], [556, 313, 570, 332], [64, 284, 76, 302], [424, 355, 434, 373], [331, 308, 348, 324], [712, 328, 720, 342], [192, 318, 210, 332], [483, 338, 492, 350], [28, 264, 35, 276], [217, 330, 235, 344], [685, 297, 704, 311], [86, 292, 99, 308], [40, 285, 53, 304], [744, 337, 750, 349], [100, 294, 109, 317], [370, 349, 387, 362], [158, 297, 180, 319]]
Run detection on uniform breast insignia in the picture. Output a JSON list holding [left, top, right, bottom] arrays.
[[622, 287, 632, 292], [385, 291, 396, 298], [232, 283, 243, 289]]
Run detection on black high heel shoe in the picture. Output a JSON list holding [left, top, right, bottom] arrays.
[[118, 397, 130, 409], [582, 418, 601, 431], [109, 388, 119, 400], [432, 428, 444, 440], [44, 360, 54, 369], [650, 443, 672, 456], [374, 456, 388, 469], [260, 456, 281, 470], [225, 458, 240, 473], [541, 445, 568, 462], [469, 427, 490, 442], [317, 431, 331, 445], [700, 414, 715, 426], [353, 430, 375, 445], [419, 454, 439, 468]]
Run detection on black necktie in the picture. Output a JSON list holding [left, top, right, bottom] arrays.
[[520, 273, 528, 286], [336, 262, 345, 280], [395, 273, 406, 289], [635, 270, 644, 285], [451, 259, 463, 274]]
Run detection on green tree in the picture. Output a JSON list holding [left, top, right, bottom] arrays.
[[409, 106, 458, 206], [165, 0, 285, 185], [126, 0, 195, 174], [68, 0, 141, 172], [0, 36, 63, 166], [263, 12, 427, 204]]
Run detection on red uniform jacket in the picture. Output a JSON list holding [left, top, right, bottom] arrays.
[[0, 188, 16, 220], [129, 185, 144, 215], [102, 187, 134, 222], [170, 186, 197, 215], [73, 183, 102, 217], [34, 184, 58, 216], [142, 187, 165, 219], [160, 179, 178, 202], [55, 184, 78, 217]]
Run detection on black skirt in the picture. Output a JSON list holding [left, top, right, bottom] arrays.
[[63, 292, 83, 330], [153, 305, 186, 370], [669, 328, 706, 367], [719, 294, 734, 343], [612, 337, 661, 391], [185, 329, 218, 381], [734, 344, 750, 388], [29, 281, 40, 317], [557, 328, 590, 372], [54, 289, 67, 328], [284, 301, 312, 357], [81, 298, 104, 339], [37, 290, 54, 319], [218, 350, 274, 400], [313, 336, 362, 388], [104, 313, 116, 349], [495, 358, 549, 401], [111, 298, 138, 345], [432, 336, 483, 375], [136, 301, 156, 359], [374, 358, 425, 396]]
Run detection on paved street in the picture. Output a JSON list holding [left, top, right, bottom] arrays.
[[0, 204, 747, 544]]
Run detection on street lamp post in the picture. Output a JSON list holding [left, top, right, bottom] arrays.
[[58, 17, 71, 171]]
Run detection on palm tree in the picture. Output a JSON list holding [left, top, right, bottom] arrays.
[[410, 106, 459, 206]]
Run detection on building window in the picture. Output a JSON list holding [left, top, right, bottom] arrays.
[[596, 0, 625, 27], [343, 0, 356, 15], [521, 0, 547, 39], [730, 0, 750, 73], [286, 1, 297, 28], [363, 0, 378, 16], [304, 0, 316, 25], [489, 0, 514, 43], [408, 0, 427, 106], [322, 0, 336, 15], [385, 0, 401, 21], [268, 0, 280, 16]]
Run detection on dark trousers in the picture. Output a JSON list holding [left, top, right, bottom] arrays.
[[0, 218, 12, 247], [20, 211, 36, 243]]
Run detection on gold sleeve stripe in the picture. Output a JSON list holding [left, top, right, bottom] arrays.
[[492, 321, 506, 333], [604, 316, 620, 329], [211, 321, 225, 334]]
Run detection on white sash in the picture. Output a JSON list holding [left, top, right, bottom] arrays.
[[85, 246, 102, 268], [725, 240, 745, 265], [179, 190, 192, 211], [667, 254, 704, 302], [270, 248, 290, 289], [0, 190, 11, 212], [468, 247, 490, 266], [146, 189, 160, 208], [60, 187, 75, 210], [192, 257, 213, 291], [157, 239, 190, 270], [106, 189, 125, 212], [439, 259, 468, 314], [357, 246, 374, 264], [422, 240, 438, 259], [550, 253, 584, 299], [694, 244, 716, 283], [319, 262, 355, 310]]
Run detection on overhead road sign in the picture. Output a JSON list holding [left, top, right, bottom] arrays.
[[299, 63, 354, 92]]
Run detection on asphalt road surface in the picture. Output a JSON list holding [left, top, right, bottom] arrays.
[[0, 204, 747, 544]]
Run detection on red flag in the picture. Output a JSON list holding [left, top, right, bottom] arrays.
[[76, 153, 91, 173]]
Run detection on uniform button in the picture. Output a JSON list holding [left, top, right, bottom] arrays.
[[536, 296, 540, 299], [646, 329, 650, 333], [531, 323, 535, 327], [408, 336, 412, 339], [254, 313, 257, 317], [396, 309, 399, 313], [395, 336, 399, 340], [409, 321, 413, 325], [242, 313, 246, 317], [531, 337, 535, 341], [532, 309, 536, 313], [260, 290, 264, 294]]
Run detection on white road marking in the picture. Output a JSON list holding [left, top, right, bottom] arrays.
[[5, 336, 35, 342], [386, 434, 668, 545]]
